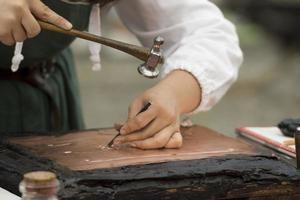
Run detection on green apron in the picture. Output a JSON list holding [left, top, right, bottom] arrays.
[[0, 1, 92, 134]]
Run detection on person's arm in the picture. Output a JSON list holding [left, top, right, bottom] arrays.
[[0, 0, 72, 46], [113, 0, 243, 149]]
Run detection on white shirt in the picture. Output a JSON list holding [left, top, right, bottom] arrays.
[[115, 0, 243, 113]]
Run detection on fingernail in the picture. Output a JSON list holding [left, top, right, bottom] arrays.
[[113, 141, 121, 146], [130, 143, 137, 148], [112, 141, 120, 146], [114, 137, 124, 144], [114, 123, 121, 131], [120, 128, 126, 135], [64, 21, 73, 30]]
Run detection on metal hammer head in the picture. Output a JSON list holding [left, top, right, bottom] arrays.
[[138, 36, 164, 78]]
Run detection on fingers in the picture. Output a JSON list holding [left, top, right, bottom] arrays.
[[0, 31, 15, 46], [30, 0, 72, 30], [22, 9, 41, 38], [12, 25, 27, 42], [114, 123, 124, 131], [0, 0, 42, 45], [120, 107, 157, 135], [165, 132, 183, 149], [127, 99, 144, 119], [115, 118, 166, 144], [130, 124, 177, 150], [0, 1, 24, 45]]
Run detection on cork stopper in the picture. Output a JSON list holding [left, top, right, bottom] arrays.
[[24, 171, 57, 185]]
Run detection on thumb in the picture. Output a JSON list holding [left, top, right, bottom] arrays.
[[114, 122, 124, 131], [29, 0, 72, 30], [128, 98, 144, 119], [165, 132, 183, 149]]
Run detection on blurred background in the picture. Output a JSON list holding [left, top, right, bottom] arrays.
[[71, 0, 300, 136]]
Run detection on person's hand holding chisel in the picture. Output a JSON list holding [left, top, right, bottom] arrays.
[[114, 70, 202, 150]]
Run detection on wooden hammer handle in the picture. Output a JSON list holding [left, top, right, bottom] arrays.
[[38, 20, 150, 62]]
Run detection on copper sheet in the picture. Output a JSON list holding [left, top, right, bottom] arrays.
[[9, 125, 256, 171]]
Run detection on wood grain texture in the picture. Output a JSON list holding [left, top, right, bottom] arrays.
[[0, 125, 300, 199]]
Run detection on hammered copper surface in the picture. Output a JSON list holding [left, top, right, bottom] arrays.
[[10, 126, 256, 171]]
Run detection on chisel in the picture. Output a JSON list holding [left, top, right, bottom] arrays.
[[107, 102, 152, 147]]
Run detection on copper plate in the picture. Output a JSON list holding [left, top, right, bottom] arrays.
[[10, 125, 256, 171]]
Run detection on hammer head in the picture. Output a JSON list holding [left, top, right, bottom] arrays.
[[138, 36, 165, 79]]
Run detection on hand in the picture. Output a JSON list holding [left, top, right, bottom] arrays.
[[114, 122, 183, 149], [0, 0, 72, 46], [114, 70, 201, 150]]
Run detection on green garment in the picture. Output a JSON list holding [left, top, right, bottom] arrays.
[[0, 1, 91, 134]]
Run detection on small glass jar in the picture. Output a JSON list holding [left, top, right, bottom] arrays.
[[19, 171, 59, 200]]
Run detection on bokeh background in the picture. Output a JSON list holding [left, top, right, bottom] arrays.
[[71, 0, 300, 136]]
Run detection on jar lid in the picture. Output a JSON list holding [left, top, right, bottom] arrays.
[[23, 171, 57, 185]]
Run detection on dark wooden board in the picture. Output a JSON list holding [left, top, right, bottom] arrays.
[[0, 125, 300, 199]]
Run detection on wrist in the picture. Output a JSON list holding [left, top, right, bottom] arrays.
[[157, 70, 202, 114]]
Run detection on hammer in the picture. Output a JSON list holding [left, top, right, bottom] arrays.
[[38, 20, 164, 78]]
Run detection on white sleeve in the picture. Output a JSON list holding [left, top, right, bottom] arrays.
[[114, 0, 243, 113]]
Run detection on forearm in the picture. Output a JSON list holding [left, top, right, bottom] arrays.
[[116, 0, 242, 113]]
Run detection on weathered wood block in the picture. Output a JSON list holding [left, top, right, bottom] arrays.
[[0, 125, 300, 199]]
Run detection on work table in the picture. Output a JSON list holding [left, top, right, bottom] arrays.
[[0, 125, 300, 199]]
